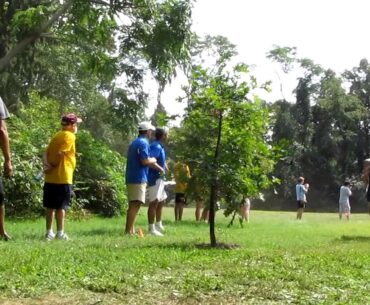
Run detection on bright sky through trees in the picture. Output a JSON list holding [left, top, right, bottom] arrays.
[[145, 0, 370, 120]]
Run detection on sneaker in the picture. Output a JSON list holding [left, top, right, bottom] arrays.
[[0, 233, 11, 241], [45, 232, 55, 241], [155, 224, 165, 233], [149, 229, 163, 237], [56, 233, 69, 240]]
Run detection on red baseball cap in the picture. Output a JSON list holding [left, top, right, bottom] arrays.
[[61, 113, 82, 125]]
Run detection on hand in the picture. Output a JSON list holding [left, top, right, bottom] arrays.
[[3, 160, 12, 177], [304, 183, 309, 189], [43, 162, 54, 173], [159, 167, 165, 176]]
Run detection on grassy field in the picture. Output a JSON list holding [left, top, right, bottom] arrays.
[[1, 208, 370, 305]]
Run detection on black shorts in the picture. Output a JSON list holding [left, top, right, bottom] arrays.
[[175, 193, 186, 204], [297, 200, 305, 209], [0, 178, 4, 205], [43, 183, 72, 210]]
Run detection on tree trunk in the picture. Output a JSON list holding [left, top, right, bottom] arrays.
[[209, 111, 223, 247]]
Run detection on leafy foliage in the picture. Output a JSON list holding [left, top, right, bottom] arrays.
[[171, 36, 277, 240], [267, 50, 369, 209], [0, 0, 193, 151], [3, 93, 126, 217]]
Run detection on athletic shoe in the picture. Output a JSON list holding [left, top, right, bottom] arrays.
[[45, 232, 55, 241], [56, 233, 69, 240], [155, 224, 165, 233], [149, 229, 163, 237]]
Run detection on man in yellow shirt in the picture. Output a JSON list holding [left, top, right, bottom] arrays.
[[173, 162, 191, 221], [43, 113, 81, 240]]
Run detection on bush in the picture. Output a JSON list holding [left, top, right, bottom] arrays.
[[74, 131, 126, 217], [3, 93, 126, 217]]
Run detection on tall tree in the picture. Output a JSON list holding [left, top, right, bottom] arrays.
[[0, 0, 193, 149], [343, 59, 370, 164]]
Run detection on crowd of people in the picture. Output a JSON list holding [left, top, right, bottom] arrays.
[[1, 93, 370, 240]]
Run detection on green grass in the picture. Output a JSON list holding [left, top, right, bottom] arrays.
[[1, 208, 370, 304]]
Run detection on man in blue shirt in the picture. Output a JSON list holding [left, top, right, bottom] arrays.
[[125, 121, 161, 235], [296, 176, 309, 220], [147, 128, 168, 236]]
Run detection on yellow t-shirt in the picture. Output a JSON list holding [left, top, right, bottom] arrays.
[[174, 162, 191, 193], [44, 130, 76, 184]]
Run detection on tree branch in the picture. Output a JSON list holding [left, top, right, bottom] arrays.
[[0, 0, 73, 72]]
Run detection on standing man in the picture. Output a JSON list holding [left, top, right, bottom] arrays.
[[125, 122, 159, 235], [0, 97, 12, 241], [43, 113, 82, 240], [296, 176, 309, 220], [339, 180, 352, 220], [147, 128, 167, 236]]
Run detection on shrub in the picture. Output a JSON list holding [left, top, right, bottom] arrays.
[[3, 93, 126, 217]]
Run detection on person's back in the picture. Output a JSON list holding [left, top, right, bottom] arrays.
[[174, 162, 190, 193], [296, 183, 306, 202], [126, 136, 150, 184], [339, 185, 351, 204], [339, 182, 352, 220]]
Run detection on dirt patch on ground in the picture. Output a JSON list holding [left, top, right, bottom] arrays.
[[0, 293, 118, 305]]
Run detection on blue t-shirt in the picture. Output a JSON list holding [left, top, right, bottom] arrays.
[[148, 140, 166, 186], [125, 136, 150, 184]]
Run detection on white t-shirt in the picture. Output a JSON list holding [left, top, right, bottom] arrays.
[[0, 97, 10, 120], [339, 186, 351, 204]]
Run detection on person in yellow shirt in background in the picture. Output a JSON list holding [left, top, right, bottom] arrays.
[[42, 113, 82, 241], [173, 162, 191, 221]]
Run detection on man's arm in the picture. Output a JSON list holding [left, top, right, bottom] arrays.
[[141, 157, 157, 166], [0, 119, 12, 176], [148, 161, 165, 174]]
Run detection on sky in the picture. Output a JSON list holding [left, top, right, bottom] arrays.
[[145, 0, 370, 121]]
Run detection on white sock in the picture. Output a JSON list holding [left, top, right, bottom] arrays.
[[149, 224, 155, 231], [57, 230, 64, 236], [156, 221, 163, 227], [47, 229, 54, 235]]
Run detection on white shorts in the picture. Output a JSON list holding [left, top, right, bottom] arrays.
[[148, 178, 167, 203]]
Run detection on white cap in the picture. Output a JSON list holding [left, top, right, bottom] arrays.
[[138, 121, 155, 131]]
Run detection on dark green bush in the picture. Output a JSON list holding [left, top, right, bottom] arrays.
[[74, 131, 126, 217], [3, 93, 126, 217]]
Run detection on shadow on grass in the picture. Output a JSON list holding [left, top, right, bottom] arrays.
[[158, 219, 209, 226], [134, 241, 198, 251], [78, 228, 122, 237], [135, 241, 241, 251], [340, 235, 370, 242]]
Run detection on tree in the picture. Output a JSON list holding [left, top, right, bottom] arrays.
[[172, 36, 276, 246], [0, 0, 193, 150], [343, 59, 370, 164]]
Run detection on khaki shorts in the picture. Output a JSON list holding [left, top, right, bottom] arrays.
[[127, 183, 147, 204]]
